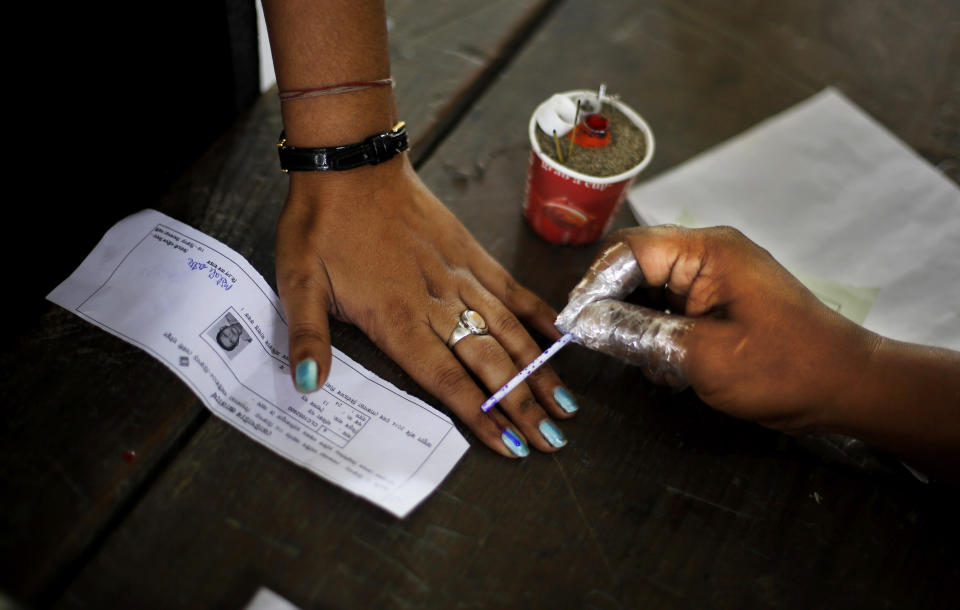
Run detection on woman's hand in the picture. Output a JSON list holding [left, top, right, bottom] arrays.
[[276, 156, 579, 457]]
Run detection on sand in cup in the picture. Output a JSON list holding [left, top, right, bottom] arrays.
[[524, 90, 655, 245]]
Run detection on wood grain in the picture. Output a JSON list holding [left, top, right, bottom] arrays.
[[6, 0, 959, 608], [0, 1, 552, 605]]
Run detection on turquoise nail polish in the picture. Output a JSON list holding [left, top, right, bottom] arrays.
[[539, 420, 567, 448], [295, 358, 318, 393], [501, 429, 530, 458], [554, 387, 579, 413]]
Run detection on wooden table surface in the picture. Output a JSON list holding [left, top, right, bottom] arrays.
[[4, 1, 959, 608]]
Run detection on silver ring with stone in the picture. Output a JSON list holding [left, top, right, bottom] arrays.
[[447, 309, 489, 348]]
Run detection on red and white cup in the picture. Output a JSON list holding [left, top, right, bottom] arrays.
[[523, 90, 655, 245]]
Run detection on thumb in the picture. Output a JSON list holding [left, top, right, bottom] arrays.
[[556, 240, 645, 332], [566, 298, 693, 388], [278, 268, 334, 394]]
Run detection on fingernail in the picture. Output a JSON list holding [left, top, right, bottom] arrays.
[[501, 429, 530, 458], [295, 358, 318, 393], [539, 420, 567, 448], [554, 387, 579, 413]]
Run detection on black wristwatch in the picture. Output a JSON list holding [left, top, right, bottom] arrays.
[[277, 121, 408, 172]]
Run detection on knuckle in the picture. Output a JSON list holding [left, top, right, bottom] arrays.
[[526, 364, 554, 384], [511, 289, 546, 319], [423, 276, 443, 301], [605, 227, 646, 252], [503, 275, 521, 296], [515, 396, 539, 415], [432, 364, 470, 397], [493, 310, 524, 335], [475, 337, 509, 365], [536, 297, 557, 318], [713, 225, 746, 242], [278, 267, 321, 297], [607, 227, 634, 243], [289, 322, 328, 347]]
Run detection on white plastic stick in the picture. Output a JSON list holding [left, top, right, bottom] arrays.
[[480, 333, 575, 412]]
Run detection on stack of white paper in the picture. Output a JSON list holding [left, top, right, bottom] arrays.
[[628, 88, 960, 350]]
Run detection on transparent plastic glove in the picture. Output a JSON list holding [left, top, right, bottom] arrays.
[[560, 299, 691, 387], [555, 240, 691, 387]]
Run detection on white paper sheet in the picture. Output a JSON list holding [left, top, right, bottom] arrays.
[[245, 588, 302, 610], [628, 88, 960, 350], [48, 210, 469, 518]]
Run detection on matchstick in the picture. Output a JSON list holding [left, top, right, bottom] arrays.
[[552, 130, 565, 163]]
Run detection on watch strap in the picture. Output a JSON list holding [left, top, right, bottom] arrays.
[[277, 121, 408, 172]]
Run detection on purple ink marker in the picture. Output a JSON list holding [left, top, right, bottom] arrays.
[[480, 333, 575, 412]]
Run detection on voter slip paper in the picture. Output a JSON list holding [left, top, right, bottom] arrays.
[[48, 209, 469, 517]]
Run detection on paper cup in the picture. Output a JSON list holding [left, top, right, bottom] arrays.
[[524, 90, 655, 245]]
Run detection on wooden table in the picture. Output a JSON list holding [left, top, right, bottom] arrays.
[[4, 1, 959, 608]]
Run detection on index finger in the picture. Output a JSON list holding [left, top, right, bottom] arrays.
[[380, 324, 534, 459], [555, 237, 646, 332], [570, 298, 692, 388]]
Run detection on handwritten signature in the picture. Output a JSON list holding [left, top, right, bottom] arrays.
[[187, 258, 233, 291]]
